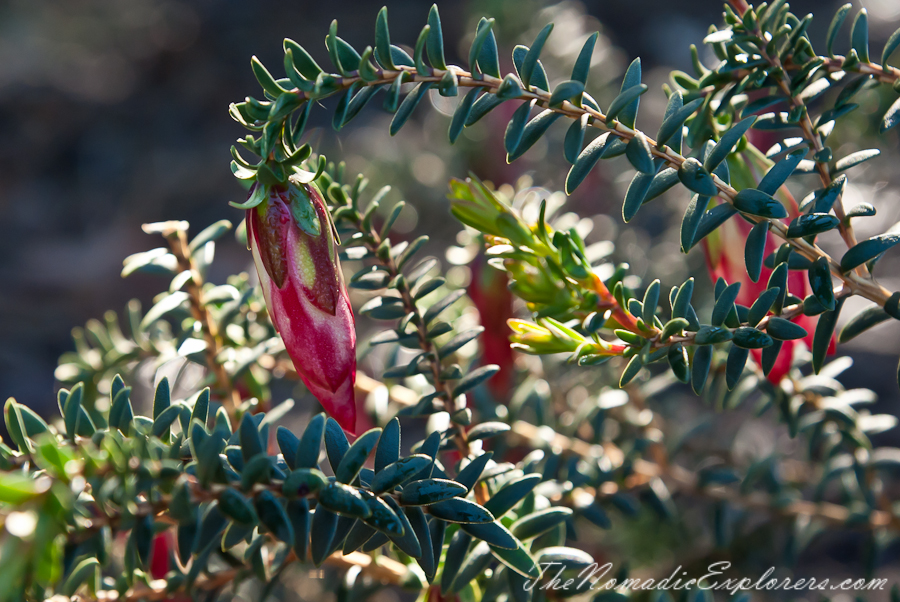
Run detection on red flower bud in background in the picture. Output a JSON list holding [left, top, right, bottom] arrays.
[[468, 254, 516, 400], [246, 178, 357, 432], [702, 141, 834, 383]]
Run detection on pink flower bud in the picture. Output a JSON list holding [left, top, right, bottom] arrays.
[[246, 179, 357, 432]]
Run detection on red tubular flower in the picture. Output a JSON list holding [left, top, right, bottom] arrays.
[[246, 178, 358, 432], [468, 255, 516, 400], [702, 143, 834, 383]]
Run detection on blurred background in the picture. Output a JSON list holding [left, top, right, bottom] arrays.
[[4, 0, 900, 597]]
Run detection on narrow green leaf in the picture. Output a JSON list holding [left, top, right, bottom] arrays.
[[691, 345, 712, 394], [839, 305, 892, 343], [827, 4, 852, 58], [767, 317, 808, 340], [681, 194, 709, 252], [449, 88, 480, 143], [572, 32, 598, 85], [732, 189, 788, 218], [522, 25, 553, 88], [370, 455, 432, 493], [840, 233, 900, 272], [712, 282, 741, 327], [704, 117, 756, 172], [623, 169, 657, 222], [606, 83, 648, 124], [390, 82, 433, 136], [725, 345, 749, 390], [732, 327, 774, 349], [834, 149, 881, 174], [468, 18, 496, 77], [808, 257, 836, 311], [507, 110, 562, 162], [429, 498, 494, 524], [657, 95, 703, 151], [880, 97, 900, 133], [375, 7, 396, 70], [564, 115, 588, 164], [678, 158, 718, 196], [336, 427, 381, 484], [504, 100, 535, 156], [850, 9, 869, 63], [452, 365, 499, 397], [549, 80, 585, 108], [426, 5, 447, 69], [615, 58, 642, 128], [626, 132, 655, 174], [566, 133, 610, 194]]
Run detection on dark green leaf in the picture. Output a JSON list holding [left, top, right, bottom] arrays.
[[657, 94, 703, 151], [678, 158, 718, 196], [704, 117, 755, 172], [462, 521, 517, 550], [484, 474, 541, 517], [566, 133, 611, 194], [758, 151, 806, 195], [310, 507, 338, 566], [319, 482, 372, 519], [467, 421, 511, 442], [827, 4, 852, 58], [681, 194, 709, 252], [833, 149, 880, 174], [371, 455, 433, 493], [390, 83, 433, 136], [400, 478, 467, 506], [606, 84, 647, 124], [732, 189, 788, 218], [508, 110, 562, 162], [549, 80, 585, 109], [336, 427, 381, 484], [426, 5, 446, 69], [375, 417, 400, 473], [694, 203, 738, 244], [324, 417, 350, 472], [521, 25, 553, 88], [745, 221, 769, 283], [626, 133, 655, 174], [504, 100, 535, 156], [712, 283, 741, 327], [787, 213, 839, 238], [255, 490, 294, 544], [691, 345, 712, 394], [767, 317, 808, 340], [429, 498, 494, 524], [571, 32, 598, 85], [297, 413, 325, 469], [452, 364, 499, 397], [511, 507, 572, 540], [614, 58, 642, 128], [733, 327, 774, 349], [808, 257, 836, 311], [839, 306, 892, 343], [840, 233, 900, 272], [850, 9, 869, 63], [564, 116, 588, 164], [374, 8, 396, 70]]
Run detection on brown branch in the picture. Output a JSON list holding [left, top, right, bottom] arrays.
[[154, 222, 241, 419], [357, 376, 900, 532], [65, 550, 409, 601], [339, 208, 472, 457], [275, 65, 893, 312], [726, 0, 862, 267]]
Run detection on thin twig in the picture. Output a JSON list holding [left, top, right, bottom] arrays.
[[275, 66, 893, 311]]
